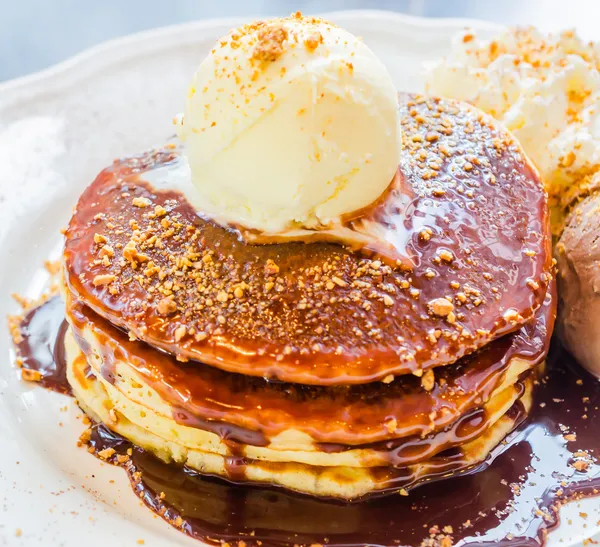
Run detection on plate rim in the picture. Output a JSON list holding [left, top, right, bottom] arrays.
[[0, 9, 503, 103]]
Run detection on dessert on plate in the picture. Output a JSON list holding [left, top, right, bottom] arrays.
[[56, 14, 553, 500], [10, 12, 600, 547]]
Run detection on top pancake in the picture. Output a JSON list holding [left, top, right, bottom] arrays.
[[63, 94, 551, 385]]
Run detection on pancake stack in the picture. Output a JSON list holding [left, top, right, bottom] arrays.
[[62, 94, 554, 500]]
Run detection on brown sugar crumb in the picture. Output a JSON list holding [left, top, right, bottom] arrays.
[[526, 278, 540, 290], [428, 297, 454, 317], [122, 240, 150, 267], [419, 228, 433, 241], [331, 276, 348, 288], [21, 368, 42, 383], [77, 427, 92, 447], [265, 259, 280, 275], [304, 31, 323, 51], [92, 274, 116, 286], [8, 314, 24, 345], [421, 369, 435, 391], [385, 417, 398, 433], [153, 205, 168, 217], [438, 249, 454, 262], [572, 458, 591, 472], [97, 447, 116, 460], [93, 233, 107, 244], [174, 325, 187, 342], [157, 295, 177, 315], [234, 286, 245, 299], [503, 308, 522, 324], [560, 150, 576, 168], [99, 245, 114, 258], [252, 24, 289, 63], [132, 197, 151, 208], [420, 529, 454, 547]]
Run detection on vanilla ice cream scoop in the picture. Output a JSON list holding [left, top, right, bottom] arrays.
[[176, 13, 401, 233]]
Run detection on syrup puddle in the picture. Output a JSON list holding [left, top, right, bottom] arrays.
[[14, 296, 600, 546]]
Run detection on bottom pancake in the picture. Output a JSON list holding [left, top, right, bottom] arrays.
[[76, 330, 526, 468], [66, 330, 535, 500]]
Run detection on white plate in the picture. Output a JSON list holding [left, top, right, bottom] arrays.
[[0, 10, 597, 546]]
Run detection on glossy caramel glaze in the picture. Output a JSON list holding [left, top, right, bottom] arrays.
[[66, 286, 555, 450], [83, 385, 531, 498], [85, 349, 600, 546], [16, 298, 600, 546], [63, 94, 551, 384]]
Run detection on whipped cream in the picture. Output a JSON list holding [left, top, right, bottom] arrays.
[[424, 27, 600, 205]]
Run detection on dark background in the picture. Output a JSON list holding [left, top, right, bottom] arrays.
[[2, 0, 597, 82]]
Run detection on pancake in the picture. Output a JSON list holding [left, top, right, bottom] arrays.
[[67, 337, 535, 500], [63, 94, 551, 385], [66, 321, 525, 468], [64, 285, 554, 454]]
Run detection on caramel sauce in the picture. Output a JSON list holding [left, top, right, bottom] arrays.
[[15, 296, 600, 545], [65, 290, 554, 455], [84, 349, 600, 546], [63, 95, 552, 385], [14, 296, 71, 395]]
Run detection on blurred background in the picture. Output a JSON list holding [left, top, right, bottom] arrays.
[[2, 0, 598, 82]]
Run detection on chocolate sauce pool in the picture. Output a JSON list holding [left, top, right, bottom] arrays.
[[15, 296, 71, 395], [15, 297, 600, 546]]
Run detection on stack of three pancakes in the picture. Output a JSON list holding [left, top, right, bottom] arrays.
[[62, 94, 554, 500]]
